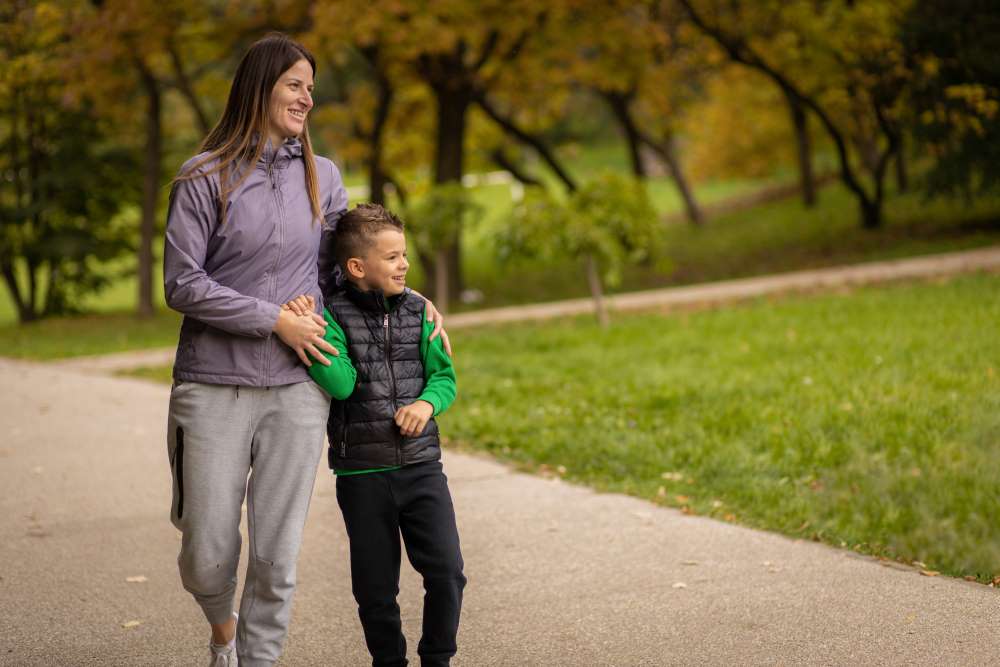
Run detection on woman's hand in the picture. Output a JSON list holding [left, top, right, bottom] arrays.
[[273, 308, 337, 367], [416, 294, 452, 357], [282, 294, 315, 316]]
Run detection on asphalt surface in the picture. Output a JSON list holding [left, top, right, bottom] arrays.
[[2, 357, 999, 666]]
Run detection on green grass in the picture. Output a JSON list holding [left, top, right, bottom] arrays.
[[117, 273, 1000, 581], [455, 183, 1000, 310], [0, 310, 181, 360], [443, 272, 1000, 579]]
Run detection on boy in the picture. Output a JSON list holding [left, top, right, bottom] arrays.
[[299, 202, 465, 667]]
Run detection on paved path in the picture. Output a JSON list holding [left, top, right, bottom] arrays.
[[52, 245, 1000, 377], [2, 358, 998, 666]]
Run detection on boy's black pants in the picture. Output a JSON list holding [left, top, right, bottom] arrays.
[[336, 460, 466, 667]]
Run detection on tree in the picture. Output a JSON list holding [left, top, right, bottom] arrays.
[[309, 0, 568, 309], [403, 183, 483, 312], [566, 0, 707, 223], [500, 174, 660, 327], [902, 0, 1000, 197], [70, 0, 238, 317], [0, 0, 139, 322], [677, 0, 912, 228]]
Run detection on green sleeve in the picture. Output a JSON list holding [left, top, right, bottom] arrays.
[[307, 308, 357, 400], [417, 306, 456, 416]]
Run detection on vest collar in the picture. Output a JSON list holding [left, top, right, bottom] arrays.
[[343, 281, 412, 313]]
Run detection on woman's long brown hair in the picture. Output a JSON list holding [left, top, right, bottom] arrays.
[[175, 33, 322, 224]]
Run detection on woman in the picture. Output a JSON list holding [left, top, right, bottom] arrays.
[[163, 34, 444, 666]]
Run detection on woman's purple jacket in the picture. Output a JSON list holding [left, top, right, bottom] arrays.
[[163, 139, 347, 387]]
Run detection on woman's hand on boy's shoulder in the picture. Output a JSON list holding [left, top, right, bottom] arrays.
[[414, 292, 452, 357]]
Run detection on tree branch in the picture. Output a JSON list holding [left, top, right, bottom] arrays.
[[474, 93, 577, 192]]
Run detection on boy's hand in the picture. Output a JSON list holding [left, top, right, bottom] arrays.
[[281, 294, 316, 316], [394, 400, 434, 437]]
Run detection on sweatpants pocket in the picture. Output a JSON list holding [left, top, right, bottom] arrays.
[[170, 426, 186, 521]]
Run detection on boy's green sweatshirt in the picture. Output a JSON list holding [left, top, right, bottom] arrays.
[[308, 300, 456, 476]]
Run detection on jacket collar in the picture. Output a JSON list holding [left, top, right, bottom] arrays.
[[343, 281, 411, 314], [254, 135, 303, 165]]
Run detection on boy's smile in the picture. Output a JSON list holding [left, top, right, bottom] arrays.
[[351, 229, 409, 296]]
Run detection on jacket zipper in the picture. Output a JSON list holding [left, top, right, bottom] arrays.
[[384, 312, 401, 465], [264, 157, 285, 383]]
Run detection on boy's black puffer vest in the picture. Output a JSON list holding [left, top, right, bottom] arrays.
[[323, 284, 440, 470]]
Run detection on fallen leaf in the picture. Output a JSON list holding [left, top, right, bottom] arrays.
[[919, 570, 940, 577], [711, 500, 723, 509], [912, 561, 927, 569], [122, 620, 142, 629], [556, 465, 567, 476], [126, 576, 148, 583], [656, 486, 667, 499], [674, 495, 690, 504], [660, 472, 683, 481], [681, 560, 699, 566], [672, 582, 687, 589]]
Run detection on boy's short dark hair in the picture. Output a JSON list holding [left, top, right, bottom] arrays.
[[335, 203, 404, 269]]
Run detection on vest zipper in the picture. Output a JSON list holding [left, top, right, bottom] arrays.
[[384, 312, 401, 466]]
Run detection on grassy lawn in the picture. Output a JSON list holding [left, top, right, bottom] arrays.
[[116, 273, 1000, 581], [458, 183, 1000, 310], [0, 310, 181, 360]]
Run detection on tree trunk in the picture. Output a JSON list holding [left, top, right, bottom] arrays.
[[5, 88, 32, 322], [860, 197, 881, 230], [785, 91, 817, 207], [895, 134, 909, 193], [603, 90, 646, 178], [25, 95, 42, 316], [640, 132, 704, 225], [428, 85, 472, 309], [434, 248, 449, 315], [167, 40, 210, 136], [137, 61, 162, 318], [585, 254, 609, 328], [1, 262, 33, 324], [366, 54, 394, 206]]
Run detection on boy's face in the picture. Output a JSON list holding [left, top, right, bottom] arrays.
[[348, 228, 409, 296]]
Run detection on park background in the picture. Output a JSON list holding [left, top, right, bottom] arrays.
[[2, 0, 998, 584]]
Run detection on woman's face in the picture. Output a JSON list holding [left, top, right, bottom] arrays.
[[267, 58, 314, 146]]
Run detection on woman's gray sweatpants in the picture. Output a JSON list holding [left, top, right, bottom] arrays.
[[167, 380, 331, 667]]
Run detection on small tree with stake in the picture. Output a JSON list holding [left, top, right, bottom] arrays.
[[499, 173, 660, 327], [404, 183, 483, 314]]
